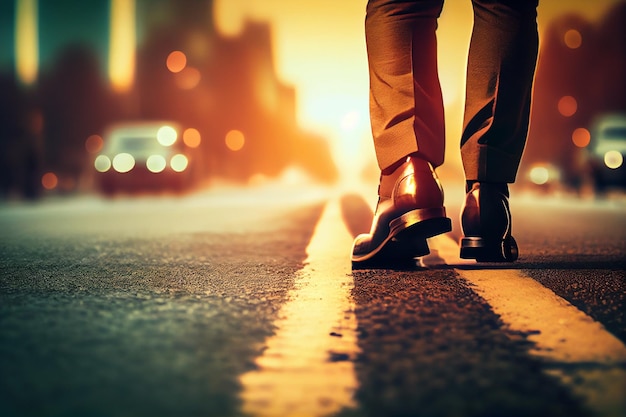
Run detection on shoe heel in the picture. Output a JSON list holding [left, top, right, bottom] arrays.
[[382, 234, 431, 260], [352, 232, 430, 269], [460, 236, 518, 262], [390, 208, 451, 238], [388, 215, 452, 259]]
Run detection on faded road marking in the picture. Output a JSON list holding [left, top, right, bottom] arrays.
[[239, 198, 359, 417], [427, 233, 626, 417]]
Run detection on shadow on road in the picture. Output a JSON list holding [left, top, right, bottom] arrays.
[[340, 193, 373, 239]]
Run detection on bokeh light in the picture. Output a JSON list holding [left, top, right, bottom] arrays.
[[558, 96, 578, 117], [41, 172, 58, 190], [183, 128, 202, 148], [94, 155, 112, 172], [113, 153, 135, 173], [85, 134, 104, 154], [604, 151, 623, 169], [157, 125, 178, 146], [529, 166, 550, 185], [170, 154, 189, 172], [166, 50, 187, 73], [564, 29, 582, 49], [571, 128, 591, 148], [175, 67, 201, 90], [225, 129, 245, 151], [147, 155, 166, 173]]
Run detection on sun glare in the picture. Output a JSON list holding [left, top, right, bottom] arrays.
[[213, 1, 479, 183], [109, 0, 136, 93], [340, 111, 360, 132]]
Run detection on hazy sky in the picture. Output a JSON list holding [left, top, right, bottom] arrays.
[[213, 0, 624, 174], [3, 0, 623, 178]]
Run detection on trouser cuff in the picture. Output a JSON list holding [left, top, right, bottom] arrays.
[[462, 144, 521, 183]]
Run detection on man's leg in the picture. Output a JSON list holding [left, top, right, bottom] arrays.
[[366, 0, 446, 172], [352, 0, 450, 267], [461, 0, 539, 182], [459, 0, 539, 262]]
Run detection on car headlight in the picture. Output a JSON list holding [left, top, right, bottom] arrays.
[[170, 154, 188, 172], [157, 125, 177, 146], [94, 155, 112, 172], [112, 153, 135, 173], [604, 150, 623, 169], [147, 155, 167, 173]]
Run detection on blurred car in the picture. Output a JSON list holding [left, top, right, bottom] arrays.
[[94, 121, 196, 195], [588, 114, 626, 191]]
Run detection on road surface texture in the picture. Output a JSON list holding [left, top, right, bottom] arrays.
[[1, 183, 624, 417]]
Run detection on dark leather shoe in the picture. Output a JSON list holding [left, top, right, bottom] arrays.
[[460, 182, 519, 262], [351, 156, 452, 267]]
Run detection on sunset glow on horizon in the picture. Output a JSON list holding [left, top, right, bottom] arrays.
[[214, 0, 372, 181], [213, 0, 623, 182], [12, 0, 623, 186]]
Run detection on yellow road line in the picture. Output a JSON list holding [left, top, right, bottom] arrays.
[[427, 233, 626, 417], [239, 199, 359, 417], [241, 189, 625, 417]]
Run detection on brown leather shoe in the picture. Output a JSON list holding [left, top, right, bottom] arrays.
[[460, 182, 519, 262], [351, 156, 451, 267]]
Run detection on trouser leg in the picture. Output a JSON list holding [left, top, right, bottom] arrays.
[[461, 0, 539, 183], [366, 0, 445, 172]]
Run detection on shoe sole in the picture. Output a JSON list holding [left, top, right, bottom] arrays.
[[460, 236, 519, 262], [352, 207, 452, 266]]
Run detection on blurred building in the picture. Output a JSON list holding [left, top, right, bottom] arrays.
[[0, 0, 336, 198], [520, 2, 626, 191], [135, 0, 336, 183]]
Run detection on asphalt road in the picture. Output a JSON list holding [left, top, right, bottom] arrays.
[[0, 183, 624, 417]]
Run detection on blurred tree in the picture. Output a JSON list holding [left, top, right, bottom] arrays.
[[39, 45, 116, 192]]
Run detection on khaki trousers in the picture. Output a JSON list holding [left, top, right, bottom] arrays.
[[366, 0, 539, 182]]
